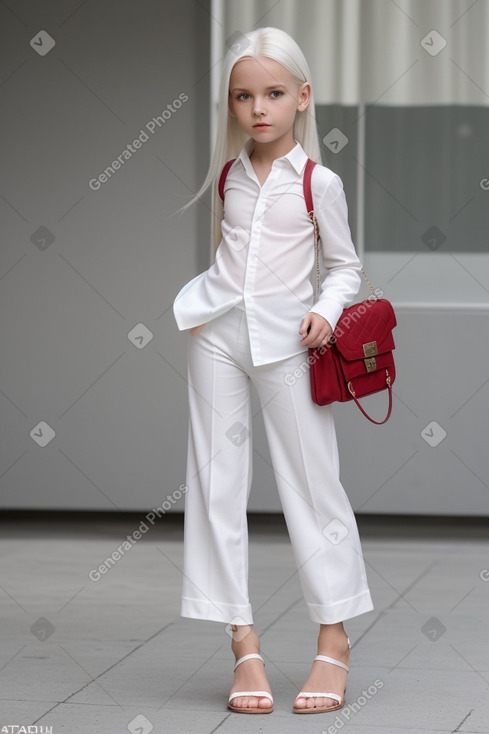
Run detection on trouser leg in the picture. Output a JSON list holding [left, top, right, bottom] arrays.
[[250, 351, 374, 624], [180, 309, 255, 624]]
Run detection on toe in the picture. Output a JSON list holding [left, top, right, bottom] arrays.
[[294, 696, 307, 709], [324, 696, 339, 709], [314, 696, 337, 709], [231, 694, 270, 709]]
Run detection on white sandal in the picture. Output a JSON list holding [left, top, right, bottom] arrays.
[[293, 637, 351, 714], [228, 653, 274, 714]]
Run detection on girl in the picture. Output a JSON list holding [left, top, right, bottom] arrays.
[[173, 27, 374, 715]]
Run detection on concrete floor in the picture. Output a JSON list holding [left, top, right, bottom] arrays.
[[1, 512, 489, 734]]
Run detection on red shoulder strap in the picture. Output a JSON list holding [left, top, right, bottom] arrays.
[[219, 156, 316, 216], [303, 158, 316, 218], [218, 159, 236, 201]]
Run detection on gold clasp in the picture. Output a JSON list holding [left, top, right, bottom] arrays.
[[363, 341, 378, 357], [364, 356, 377, 372]]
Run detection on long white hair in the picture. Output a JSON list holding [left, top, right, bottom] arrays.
[[181, 27, 322, 246]]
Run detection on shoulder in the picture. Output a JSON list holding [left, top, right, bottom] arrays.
[[219, 157, 240, 181], [220, 155, 246, 184], [310, 162, 344, 207], [218, 158, 240, 200]]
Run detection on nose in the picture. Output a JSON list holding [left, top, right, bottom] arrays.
[[252, 97, 266, 116]]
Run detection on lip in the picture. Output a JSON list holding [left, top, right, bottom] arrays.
[[253, 123, 270, 128]]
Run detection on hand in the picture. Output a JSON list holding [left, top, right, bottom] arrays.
[[189, 324, 205, 336], [299, 313, 333, 348]]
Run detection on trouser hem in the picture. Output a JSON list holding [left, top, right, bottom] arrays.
[[306, 589, 374, 624], [181, 596, 254, 625]]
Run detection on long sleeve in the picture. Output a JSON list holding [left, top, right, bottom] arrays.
[[308, 172, 362, 331], [172, 235, 245, 331]]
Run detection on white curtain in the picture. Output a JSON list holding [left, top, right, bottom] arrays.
[[212, 0, 489, 106]]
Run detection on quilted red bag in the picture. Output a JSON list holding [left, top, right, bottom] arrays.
[[304, 159, 397, 425]]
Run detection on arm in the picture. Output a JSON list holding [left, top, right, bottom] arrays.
[[300, 173, 361, 347], [189, 187, 225, 337]]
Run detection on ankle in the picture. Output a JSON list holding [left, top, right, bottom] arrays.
[[230, 624, 260, 657], [317, 624, 350, 656]]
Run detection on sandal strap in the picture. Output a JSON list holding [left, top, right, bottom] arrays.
[[233, 652, 264, 672], [296, 691, 342, 703], [229, 690, 273, 704], [314, 654, 349, 672]]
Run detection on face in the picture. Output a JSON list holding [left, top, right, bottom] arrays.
[[228, 56, 310, 148]]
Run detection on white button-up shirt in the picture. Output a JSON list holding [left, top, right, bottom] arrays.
[[173, 140, 362, 366]]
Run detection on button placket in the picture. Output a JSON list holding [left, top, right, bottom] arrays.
[[243, 166, 279, 365]]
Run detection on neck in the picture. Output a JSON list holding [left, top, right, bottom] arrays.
[[250, 135, 297, 164]]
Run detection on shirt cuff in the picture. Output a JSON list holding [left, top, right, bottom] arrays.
[[308, 299, 344, 332]]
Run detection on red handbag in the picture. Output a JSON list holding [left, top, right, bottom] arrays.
[[303, 159, 397, 425]]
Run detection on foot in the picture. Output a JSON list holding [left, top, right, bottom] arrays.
[[228, 626, 273, 711], [294, 625, 350, 712]]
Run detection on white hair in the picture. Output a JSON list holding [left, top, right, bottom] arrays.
[[180, 27, 322, 246]]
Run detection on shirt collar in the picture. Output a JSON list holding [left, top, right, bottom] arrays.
[[238, 139, 309, 176]]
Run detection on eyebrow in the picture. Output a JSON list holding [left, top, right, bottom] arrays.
[[230, 83, 288, 93]]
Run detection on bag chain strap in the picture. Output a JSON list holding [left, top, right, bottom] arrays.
[[309, 211, 378, 304]]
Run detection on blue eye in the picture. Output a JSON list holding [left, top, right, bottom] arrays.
[[270, 90, 283, 98], [237, 93, 250, 101]]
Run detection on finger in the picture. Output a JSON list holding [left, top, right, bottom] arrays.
[[306, 328, 333, 348], [189, 324, 205, 336], [299, 315, 312, 336], [318, 332, 333, 346], [299, 325, 321, 346]]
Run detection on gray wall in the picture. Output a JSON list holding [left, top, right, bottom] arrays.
[[1, 0, 210, 511]]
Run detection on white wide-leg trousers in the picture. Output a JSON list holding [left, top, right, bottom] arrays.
[[181, 306, 374, 625]]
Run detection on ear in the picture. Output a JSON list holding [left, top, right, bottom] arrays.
[[297, 82, 311, 112]]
